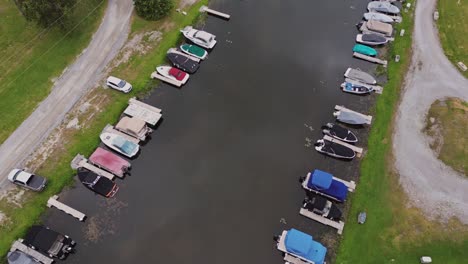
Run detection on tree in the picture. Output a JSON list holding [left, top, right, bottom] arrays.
[[134, 0, 173, 21], [17, 0, 77, 29]]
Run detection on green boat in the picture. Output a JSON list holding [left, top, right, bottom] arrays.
[[180, 44, 208, 60], [352, 44, 377, 56]]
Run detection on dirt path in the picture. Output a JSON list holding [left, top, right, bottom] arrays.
[[393, 0, 468, 223], [0, 0, 133, 189]]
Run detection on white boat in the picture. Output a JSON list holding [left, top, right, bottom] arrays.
[[341, 82, 374, 95], [100, 132, 139, 158], [368, 1, 400, 15], [356, 33, 388, 46], [363, 12, 395, 23], [156, 66, 190, 85], [344, 68, 377, 84], [358, 20, 393, 37], [180, 26, 217, 49]]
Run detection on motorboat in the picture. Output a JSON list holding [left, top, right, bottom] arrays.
[[321, 123, 358, 143], [334, 110, 369, 125], [23, 226, 75, 259], [180, 44, 208, 60], [341, 82, 374, 94], [363, 12, 396, 23], [352, 44, 377, 56], [275, 229, 327, 264], [115, 116, 153, 141], [166, 52, 200, 74], [89, 147, 131, 178], [300, 170, 350, 202], [368, 1, 400, 15], [180, 26, 217, 49], [156, 65, 190, 85], [100, 132, 139, 158], [344, 68, 377, 84], [303, 194, 342, 221], [315, 139, 356, 160], [77, 168, 119, 197], [358, 20, 393, 37], [356, 33, 388, 46]]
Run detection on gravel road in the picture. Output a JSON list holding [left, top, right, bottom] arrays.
[[0, 0, 133, 189], [393, 0, 468, 223]]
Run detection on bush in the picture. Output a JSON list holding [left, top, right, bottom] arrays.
[[134, 0, 173, 20]]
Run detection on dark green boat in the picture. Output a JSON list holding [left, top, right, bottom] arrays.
[[352, 44, 377, 56], [180, 44, 208, 60]]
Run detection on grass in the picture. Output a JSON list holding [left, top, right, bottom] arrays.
[[0, 0, 208, 259], [425, 98, 467, 175], [438, 0, 468, 77], [0, 0, 107, 143], [336, 1, 468, 263]]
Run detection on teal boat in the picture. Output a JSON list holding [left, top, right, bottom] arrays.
[[352, 44, 377, 56], [180, 44, 208, 60]]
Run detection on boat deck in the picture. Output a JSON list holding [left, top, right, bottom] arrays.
[[10, 240, 54, 264], [124, 98, 162, 126], [47, 195, 86, 221], [299, 208, 345, 235], [71, 154, 116, 180], [335, 105, 373, 125]]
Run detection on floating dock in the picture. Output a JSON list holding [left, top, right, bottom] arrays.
[[299, 208, 345, 235], [124, 98, 162, 126], [345, 78, 383, 94], [302, 171, 356, 193], [47, 195, 86, 221], [199, 5, 231, 20], [71, 154, 116, 180], [167, 48, 200, 62], [151, 71, 183, 87], [102, 124, 140, 144], [284, 254, 310, 264], [353, 52, 388, 66], [323, 135, 364, 158], [10, 240, 54, 264], [335, 105, 373, 125]]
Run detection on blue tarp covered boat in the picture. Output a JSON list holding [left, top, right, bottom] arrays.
[[353, 44, 377, 56], [284, 229, 327, 264], [305, 169, 348, 202]]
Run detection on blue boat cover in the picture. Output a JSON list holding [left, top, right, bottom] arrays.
[[112, 136, 137, 155], [307, 170, 348, 202], [285, 229, 327, 264]]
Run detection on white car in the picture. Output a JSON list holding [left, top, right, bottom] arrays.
[[106, 76, 132, 93], [181, 26, 217, 49], [8, 169, 47, 191]]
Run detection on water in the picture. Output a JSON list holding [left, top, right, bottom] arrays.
[[43, 0, 376, 263]]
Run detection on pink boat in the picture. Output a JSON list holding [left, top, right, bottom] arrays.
[[89, 147, 131, 177]]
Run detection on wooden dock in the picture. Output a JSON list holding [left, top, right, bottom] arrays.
[[199, 5, 231, 20], [11, 240, 54, 264], [151, 71, 183, 87], [103, 124, 140, 144], [284, 254, 311, 264], [167, 48, 200, 62], [335, 105, 373, 125], [299, 208, 345, 235], [323, 135, 364, 158], [124, 98, 162, 126], [353, 52, 388, 66], [71, 154, 116, 180], [345, 78, 383, 94], [47, 195, 86, 221]]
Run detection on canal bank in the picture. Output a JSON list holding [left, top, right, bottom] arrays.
[[42, 0, 375, 263]]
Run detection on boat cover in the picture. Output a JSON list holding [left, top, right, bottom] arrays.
[[363, 12, 394, 23], [284, 229, 327, 264], [337, 111, 368, 125], [194, 31, 213, 42], [328, 124, 358, 142], [77, 168, 115, 196], [368, 1, 400, 14], [362, 33, 386, 43], [367, 20, 393, 35], [112, 136, 138, 155], [310, 170, 333, 189], [24, 226, 61, 253], [307, 170, 348, 202], [116, 116, 146, 136], [182, 44, 206, 57], [353, 44, 377, 56], [168, 67, 187, 81], [89, 147, 130, 176], [345, 68, 376, 84]]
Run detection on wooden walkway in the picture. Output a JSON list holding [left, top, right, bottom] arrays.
[[353, 52, 388, 66], [199, 5, 231, 19], [47, 195, 86, 221], [71, 154, 116, 180], [335, 105, 373, 125], [299, 208, 345, 235], [124, 98, 162, 126], [11, 240, 54, 264]]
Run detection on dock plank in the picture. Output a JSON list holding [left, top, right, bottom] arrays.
[[323, 135, 363, 157], [299, 208, 344, 234], [124, 98, 162, 126], [11, 240, 54, 264], [151, 72, 182, 87], [353, 52, 388, 66], [47, 195, 86, 221], [71, 154, 116, 180]]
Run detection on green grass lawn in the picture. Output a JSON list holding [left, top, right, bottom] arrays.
[[0, 0, 208, 259], [438, 0, 468, 77], [335, 1, 468, 263], [0, 0, 107, 143]]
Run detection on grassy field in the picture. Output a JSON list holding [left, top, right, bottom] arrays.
[[0, 0, 107, 143], [438, 0, 468, 77], [0, 0, 208, 259], [335, 1, 468, 263], [425, 98, 467, 175]]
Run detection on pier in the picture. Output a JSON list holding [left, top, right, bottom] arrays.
[[124, 98, 162, 126], [323, 135, 364, 158], [47, 195, 86, 221], [335, 105, 373, 125], [299, 208, 345, 234], [167, 48, 200, 62], [353, 52, 388, 66], [71, 154, 116, 180], [199, 5, 231, 20], [10, 240, 54, 264]]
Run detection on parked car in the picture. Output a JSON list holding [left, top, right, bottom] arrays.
[[106, 76, 132, 93], [7, 169, 47, 191], [23, 225, 75, 259], [7, 251, 40, 264]]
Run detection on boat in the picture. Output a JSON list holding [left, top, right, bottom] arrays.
[[115, 116, 153, 141], [77, 168, 119, 197], [321, 123, 358, 143], [275, 229, 327, 264], [89, 147, 131, 178], [156, 66, 190, 86], [303, 194, 342, 221], [180, 26, 217, 49], [100, 132, 140, 158], [368, 1, 400, 15], [180, 44, 208, 60], [334, 110, 369, 125], [356, 33, 388, 46], [358, 20, 393, 37], [315, 139, 356, 160], [344, 68, 377, 84], [341, 82, 374, 94], [166, 52, 200, 74], [352, 44, 377, 56], [363, 12, 396, 23]]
